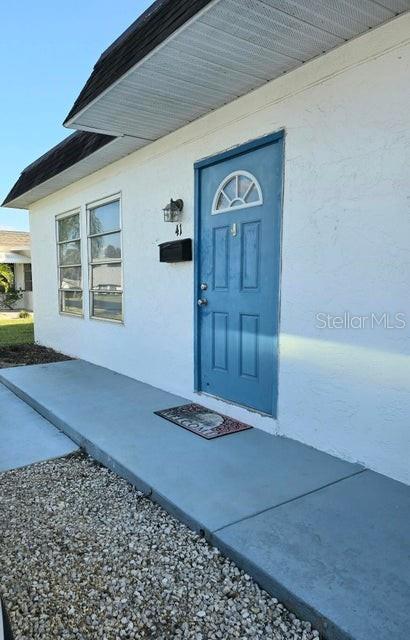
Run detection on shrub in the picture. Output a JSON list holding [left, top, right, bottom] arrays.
[[0, 263, 14, 292], [19, 310, 30, 319], [0, 288, 23, 310]]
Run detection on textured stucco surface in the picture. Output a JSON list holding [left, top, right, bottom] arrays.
[[29, 14, 410, 483]]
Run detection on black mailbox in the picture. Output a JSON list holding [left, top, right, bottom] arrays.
[[159, 238, 192, 263]]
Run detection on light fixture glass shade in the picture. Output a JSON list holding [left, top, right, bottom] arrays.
[[163, 198, 183, 222]]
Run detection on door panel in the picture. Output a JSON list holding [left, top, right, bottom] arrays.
[[240, 313, 259, 379], [241, 221, 260, 290], [213, 226, 229, 290], [197, 135, 283, 415], [212, 312, 229, 371]]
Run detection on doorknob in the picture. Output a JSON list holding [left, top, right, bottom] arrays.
[[197, 298, 208, 306]]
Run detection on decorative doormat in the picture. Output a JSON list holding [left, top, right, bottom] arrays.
[[154, 403, 253, 440]]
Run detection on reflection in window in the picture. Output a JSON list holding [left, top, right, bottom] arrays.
[[60, 266, 81, 289], [211, 171, 263, 214], [90, 201, 120, 235], [56, 211, 82, 315], [90, 232, 121, 261], [88, 198, 123, 321], [59, 241, 81, 266], [91, 292, 122, 321], [61, 291, 83, 314], [91, 263, 121, 291]]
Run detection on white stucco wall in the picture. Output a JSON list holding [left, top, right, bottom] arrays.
[[30, 15, 410, 484], [22, 290, 33, 312]]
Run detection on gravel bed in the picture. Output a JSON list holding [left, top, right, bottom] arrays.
[[0, 453, 319, 640]]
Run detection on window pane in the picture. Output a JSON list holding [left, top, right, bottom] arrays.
[[223, 177, 237, 201], [90, 232, 121, 261], [238, 175, 252, 198], [58, 214, 80, 242], [60, 266, 81, 289], [61, 291, 82, 314], [24, 263, 32, 291], [90, 201, 120, 235], [91, 263, 121, 291], [92, 292, 122, 321], [216, 192, 230, 211], [59, 240, 81, 266], [245, 183, 259, 203]]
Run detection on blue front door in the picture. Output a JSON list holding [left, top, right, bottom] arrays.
[[196, 134, 283, 415]]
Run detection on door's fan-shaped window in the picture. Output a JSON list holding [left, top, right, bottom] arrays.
[[212, 171, 263, 214]]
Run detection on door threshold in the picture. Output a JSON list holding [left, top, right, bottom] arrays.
[[195, 390, 276, 420]]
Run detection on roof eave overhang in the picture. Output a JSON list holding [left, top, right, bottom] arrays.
[[63, 0, 217, 129], [63, 0, 407, 141], [4, 1, 409, 210], [3, 136, 145, 209]]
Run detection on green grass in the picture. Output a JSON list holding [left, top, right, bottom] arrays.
[[0, 317, 34, 346]]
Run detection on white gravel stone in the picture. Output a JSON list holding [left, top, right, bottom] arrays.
[[0, 453, 320, 639]]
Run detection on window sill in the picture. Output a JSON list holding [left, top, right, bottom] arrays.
[[59, 311, 84, 319], [90, 315, 124, 325]]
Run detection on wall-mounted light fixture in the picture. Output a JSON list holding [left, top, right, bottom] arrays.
[[163, 198, 184, 223]]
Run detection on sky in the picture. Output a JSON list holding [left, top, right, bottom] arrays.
[[0, 0, 152, 231]]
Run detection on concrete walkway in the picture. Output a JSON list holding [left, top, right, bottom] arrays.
[[1, 359, 409, 640], [0, 383, 78, 472]]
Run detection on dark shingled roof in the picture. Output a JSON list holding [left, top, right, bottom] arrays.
[[3, 0, 212, 207], [64, 0, 213, 124], [2, 131, 114, 206]]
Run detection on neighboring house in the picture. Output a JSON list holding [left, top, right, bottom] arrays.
[[0, 230, 32, 311], [3, 1, 410, 484]]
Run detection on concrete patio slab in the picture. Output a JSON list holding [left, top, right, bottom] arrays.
[[0, 359, 361, 533], [214, 471, 410, 640], [2, 359, 409, 640], [0, 384, 78, 472]]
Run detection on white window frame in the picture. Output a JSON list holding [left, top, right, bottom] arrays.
[[55, 208, 83, 317], [87, 194, 124, 324], [211, 170, 263, 214]]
